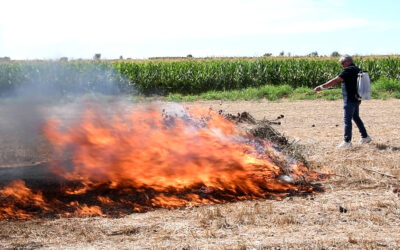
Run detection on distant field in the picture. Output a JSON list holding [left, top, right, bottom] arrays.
[[1, 56, 400, 97]]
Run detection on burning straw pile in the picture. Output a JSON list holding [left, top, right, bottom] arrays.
[[0, 103, 323, 220]]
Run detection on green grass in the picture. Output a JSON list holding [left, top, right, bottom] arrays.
[[371, 77, 400, 99], [167, 85, 294, 101], [393, 92, 400, 99], [166, 79, 400, 102], [373, 77, 400, 92], [318, 88, 342, 100], [289, 87, 318, 100]]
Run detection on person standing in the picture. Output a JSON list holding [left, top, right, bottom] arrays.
[[314, 55, 371, 148]]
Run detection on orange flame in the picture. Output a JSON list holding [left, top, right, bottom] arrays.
[[0, 180, 49, 219], [0, 103, 320, 219]]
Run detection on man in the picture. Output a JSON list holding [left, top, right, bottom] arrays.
[[314, 55, 371, 148]]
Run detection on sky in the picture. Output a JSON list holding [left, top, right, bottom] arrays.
[[1, 0, 400, 60]]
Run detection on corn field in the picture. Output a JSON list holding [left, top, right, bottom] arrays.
[[1, 57, 399, 96]]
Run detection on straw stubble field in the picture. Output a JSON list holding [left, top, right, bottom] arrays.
[[1, 99, 399, 249]]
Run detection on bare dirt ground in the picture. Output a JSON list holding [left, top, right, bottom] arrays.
[[1, 99, 400, 249]]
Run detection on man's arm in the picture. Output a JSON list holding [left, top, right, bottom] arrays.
[[314, 76, 343, 92]]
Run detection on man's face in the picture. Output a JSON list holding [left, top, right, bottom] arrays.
[[341, 60, 351, 68]]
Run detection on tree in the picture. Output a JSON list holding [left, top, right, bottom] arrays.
[[93, 53, 101, 60], [308, 51, 319, 57], [263, 53, 272, 57], [330, 51, 341, 57], [279, 51, 285, 56]]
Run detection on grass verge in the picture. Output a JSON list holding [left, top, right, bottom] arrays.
[[167, 77, 400, 102]]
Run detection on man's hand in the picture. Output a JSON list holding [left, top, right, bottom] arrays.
[[314, 85, 324, 92]]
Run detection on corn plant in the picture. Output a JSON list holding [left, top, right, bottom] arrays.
[[1, 57, 400, 97]]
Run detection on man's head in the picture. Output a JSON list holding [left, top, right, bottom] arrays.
[[339, 55, 353, 67]]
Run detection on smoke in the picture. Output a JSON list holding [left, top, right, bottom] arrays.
[[0, 61, 131, 167], [2, 62, 127, 99]]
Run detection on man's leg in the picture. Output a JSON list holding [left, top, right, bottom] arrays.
[[343, 101, 356, 142], [352, 102, 368, 138]]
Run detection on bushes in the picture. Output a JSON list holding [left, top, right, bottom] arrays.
[[373, 77, 400, 92], [371, 77, 400, 99]]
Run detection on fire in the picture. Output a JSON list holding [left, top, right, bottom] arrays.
[[0, 103, 321, 219], [0, 180, 49, 219]]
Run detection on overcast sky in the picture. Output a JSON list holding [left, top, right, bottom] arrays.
[[1, 0, 399, 59]]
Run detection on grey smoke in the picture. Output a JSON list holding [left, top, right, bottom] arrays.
[[0, 62, 131, 167]]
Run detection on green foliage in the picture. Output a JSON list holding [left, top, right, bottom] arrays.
[[258, 84, 293, 100], [2, 57, 400, 98], [168, 85, 292, 101], [166, 84, 400, 102], [113, 58, 341, 95], [356, 57, 400, 82], [320, 88, 342, 100], [371, 77, 400, 99], [373, 77, 400, 92], [113, 57, 400, 95], [289, 87, 317, 100], [167, 93, 197, 102], [393, 92, 400, 99]]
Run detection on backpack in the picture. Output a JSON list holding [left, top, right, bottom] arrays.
[[357, 71, 371, 100]]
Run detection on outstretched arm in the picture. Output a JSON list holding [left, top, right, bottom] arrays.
[[314, 76, 343, 92]]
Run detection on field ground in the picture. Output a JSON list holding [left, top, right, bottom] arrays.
[[1, 99, 400, 249]]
